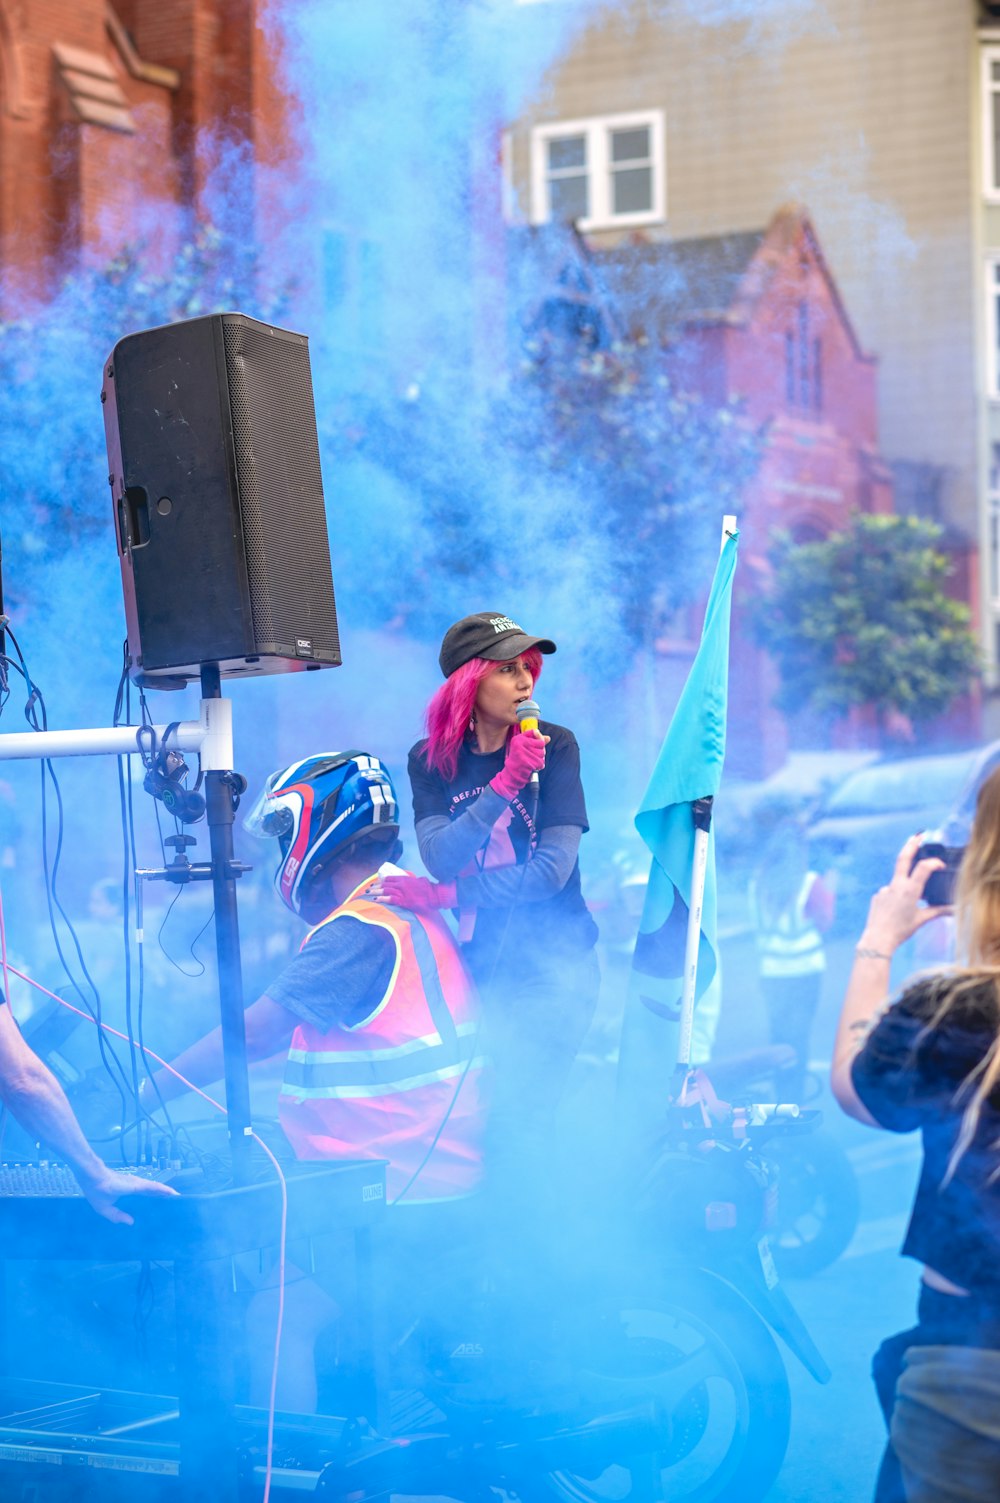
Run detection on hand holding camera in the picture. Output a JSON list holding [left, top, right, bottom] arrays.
[[859, 835, 951, 960], [912, 840, 964, 907]]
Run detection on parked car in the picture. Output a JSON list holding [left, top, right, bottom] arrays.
[[805, 746, 994, 930], [929, 739, 1000, 848]]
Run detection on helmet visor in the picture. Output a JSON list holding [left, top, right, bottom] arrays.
[[243, 772, 298, 845]]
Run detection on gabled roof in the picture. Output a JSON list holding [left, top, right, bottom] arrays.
[[591, 204, 870, 360], [511, 205, 871, 363], [593, 229, 765, 336]]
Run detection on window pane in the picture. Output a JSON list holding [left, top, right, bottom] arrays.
[[548, 135, 586, 171], [785, 330, 796, 404], [798, 300, 810, 406], [993, 97, 1000, 191], [610, 126, 650, 163], [992, 60, 1000, 82], [612, 165, 652, 215], [550, 173, 589, 221]]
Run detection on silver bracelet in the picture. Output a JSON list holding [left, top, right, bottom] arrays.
[[855, 945, 892, 962]]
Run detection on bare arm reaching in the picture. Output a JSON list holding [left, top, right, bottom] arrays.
[[0, 1005, 177, 1223], [831, 835, 947, 1125]]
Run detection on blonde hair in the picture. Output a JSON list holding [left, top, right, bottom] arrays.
[[931, 765, 1000, 1182]]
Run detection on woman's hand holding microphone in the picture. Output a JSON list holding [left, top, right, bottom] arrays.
[[372, 728, 547, 914], [489, 726, 548, 801]]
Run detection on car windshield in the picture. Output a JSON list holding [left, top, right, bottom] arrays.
[[822, 752, 977, 817], [949, 748, 1000, 828]]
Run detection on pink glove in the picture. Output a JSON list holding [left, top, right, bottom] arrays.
[[490, 730, 547, 801], [376, 875, 457, 912]]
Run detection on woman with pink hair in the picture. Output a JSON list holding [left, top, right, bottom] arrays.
[[374, 612, 599, 1165]]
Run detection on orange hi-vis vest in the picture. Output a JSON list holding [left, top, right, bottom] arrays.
[[278, 874, 487, 1204]]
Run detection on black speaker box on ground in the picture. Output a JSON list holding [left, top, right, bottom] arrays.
[[102, 312, 341, 687]]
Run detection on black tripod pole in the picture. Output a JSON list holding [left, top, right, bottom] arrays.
[[200, 664, 252, 1184]]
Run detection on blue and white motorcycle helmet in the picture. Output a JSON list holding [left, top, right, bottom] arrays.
[[243, 751, 399, 915]]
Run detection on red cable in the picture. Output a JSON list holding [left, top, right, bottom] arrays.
[[0, 881, 287, 1497]]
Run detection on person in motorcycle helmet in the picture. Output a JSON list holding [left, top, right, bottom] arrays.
[[145, 751, 488, 1410], [146, 750, 486, 1206]]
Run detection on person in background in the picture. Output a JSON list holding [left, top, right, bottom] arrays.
[[749, 820, 835, 1102], [374, 611, 599, 1177], [832, 785, 1000, 1503]]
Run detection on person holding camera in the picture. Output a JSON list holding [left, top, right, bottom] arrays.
[[831, 775, 1000, 1503]]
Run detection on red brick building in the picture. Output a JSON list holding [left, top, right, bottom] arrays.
[[609, 205, 898, 774], [0, 0, 288, 291], [515, 206, 942, 775]]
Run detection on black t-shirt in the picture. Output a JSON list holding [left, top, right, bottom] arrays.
[[408, 722, 598, 978], [851, 974, 1000, 1298], [266, 915, 396, 1032]]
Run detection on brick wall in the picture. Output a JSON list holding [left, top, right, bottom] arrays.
[[0, 0, 293, 299]]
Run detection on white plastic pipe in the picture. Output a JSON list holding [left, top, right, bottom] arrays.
[[0, 696, 232, 769]]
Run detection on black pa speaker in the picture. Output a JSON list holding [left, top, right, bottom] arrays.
[[102, 312, 341, 687]]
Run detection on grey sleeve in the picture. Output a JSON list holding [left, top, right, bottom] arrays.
[[454, 825, 582, 908], [415, 786, 511, 878]]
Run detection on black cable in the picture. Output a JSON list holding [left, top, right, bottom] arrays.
[[156, 888, 212, 978], [116, 661, 182, 1151], [133, 682, 215, 1154], [6, 629, 133, 1132]]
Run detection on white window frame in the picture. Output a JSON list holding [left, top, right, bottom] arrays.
[[987, 258, 1000, 399], [983, 45, 1000, 202], [529, 110, 665, 231]]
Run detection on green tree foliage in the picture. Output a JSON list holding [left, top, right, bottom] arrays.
[[754, 513, 980, 729], [494, 333, 762, 638], [327, 329, 763, 656]]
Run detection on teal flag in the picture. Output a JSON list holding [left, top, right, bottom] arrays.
[[617, 529, 738, 1127]]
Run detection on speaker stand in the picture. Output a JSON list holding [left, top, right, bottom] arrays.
[[200, 664, 253, 1184]]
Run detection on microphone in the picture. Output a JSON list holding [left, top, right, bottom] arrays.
[[516, 699, 542, 787]]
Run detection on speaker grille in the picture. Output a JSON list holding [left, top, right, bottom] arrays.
[[222, 317, 339, 661]]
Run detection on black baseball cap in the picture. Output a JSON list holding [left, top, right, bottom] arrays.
[[439, 612, 557, 678]]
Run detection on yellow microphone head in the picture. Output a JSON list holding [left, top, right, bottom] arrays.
[[516, 699, 540, 735]]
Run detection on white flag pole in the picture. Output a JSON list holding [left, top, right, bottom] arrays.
[[675, 514, 737, 1071]]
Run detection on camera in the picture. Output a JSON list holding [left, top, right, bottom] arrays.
[[913, 841, 964, 906]]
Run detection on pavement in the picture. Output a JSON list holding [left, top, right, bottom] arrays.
[[567, 916, 926, 1503]]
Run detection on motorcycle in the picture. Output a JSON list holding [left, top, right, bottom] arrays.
[[704, 1046, 861, 1277], [302, 1079, 830, 1503]]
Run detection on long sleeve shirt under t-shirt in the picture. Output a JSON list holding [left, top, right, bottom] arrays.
[[408, 721, 598, 980]]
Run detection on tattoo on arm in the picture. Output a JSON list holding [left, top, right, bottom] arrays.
[[847, 1006, 888, 1049]]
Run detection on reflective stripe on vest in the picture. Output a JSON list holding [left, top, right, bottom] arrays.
[[278, 878, 484, 1202], [757, 874, 825, 977], [284, 1019, 481, 1096]]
